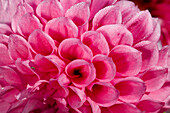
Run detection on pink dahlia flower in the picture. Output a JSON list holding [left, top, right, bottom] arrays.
[[129, 0, 170, 46], [0, 0, 170, 113]]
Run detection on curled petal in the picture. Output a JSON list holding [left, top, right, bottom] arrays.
[[87, 82, 119, 107], [109, 45, 142, 76], [0, 24, 12, 35], [92, 54, 116, 82], [134, 41, 159, 71], [17, 13, 42, 37], [65, 59, 96, 87], [97, 24, 133, 49], [81, 31, 109, 55], [36, 0, 64, 21], [58, 38, 93, 61], [28, 29, 55, 55], [114, 77, 146, 103], [137, 100, 164, 112], [141, 66, 168, 92], [8, 34, 32, 61], [67, 86, 86, 108], [92, 6, 122, 30], [45, 17, 78, 43], [114, 1, 140, 24], [0, 34, 9, 45], [125, 10, 153, 43]]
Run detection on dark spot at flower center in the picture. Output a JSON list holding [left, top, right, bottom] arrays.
[[74, 69, 82, 77]]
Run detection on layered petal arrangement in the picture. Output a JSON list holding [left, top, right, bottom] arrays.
[[0, 0, 170, 113]]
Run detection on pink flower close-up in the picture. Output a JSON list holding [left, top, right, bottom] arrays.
[[0, 0, 170, 113]]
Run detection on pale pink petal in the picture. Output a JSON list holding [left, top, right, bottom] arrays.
[[101, 103, 141, 113], [0, 66, 22, 85], [114, 77, 146, 103], [0, 43, 13, 66], [17, 13, 42, 37], [114, 1, 140, 24], [81, 31, 109, 55], [67, 86, 86, 108], [86, 97, 101, 113], [141, 66, 168, 92], [125, 10, 153, 43], [58, 38, 93, 62], [36, 0, 64, 21], [92, 6, 122, 30], [8, 34, 32, 60], [92, 54, 116, 82], [109, 45, 142, 76], [0, 34, 9, 45], [12, 3, 33, 33], [0, 24, 12, 35], [87, 82, 119, 107], [65, 59, 96, 87], [137, 99, 164, 112], [0, 101, 11, 113], [134, 41, 159, 71], [90, 0, 117, 20], [97, 25, 133, 49], [28, 29, 55, 55], [145, 18, 161, 42], [45, 17, 78, 43], [25, 0, 43, 10]]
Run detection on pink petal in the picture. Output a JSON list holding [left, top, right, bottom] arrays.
[[67, 86, 86, 108], [53, 86, 69, 98], [17, 13, 42, 37], [134, 41, 159, 71], [0, 43, 13, 66], [65, 2, 90, 27], [109, 45, 142, 76], [114, 1, 140, 24], [0, 66, 22, 85], [97, 25, 133, 49], [28, 29, 55, 55], [87, 82, 119, 107], [145, 18, 161, 42], [125, 10, 153, 43], [92, 54, 116, 82], [0, 101, 11, 113], [81, 31, 109, 55], [12, 3, 33, 33], [114, 77, 146, 103], [87, 97, 101, 113], [0, 34, 9, 45], [0, 24, 12, 35], [8, 34, 32, 61], [45, 17, 78, 43], [36, 0, 64, 21], [58, 38, 93, 62], [92, 6, 122, 30], [90, 0, 117, 20], [137, 99, 164, 112], [141, 66, 168, 92], [101, 103, 141, 113], [25, 0, 43, 10], [65, 59, 96, 87]]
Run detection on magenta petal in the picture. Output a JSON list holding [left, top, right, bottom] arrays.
[[125, 10, 153, 43], [0, 66, 21, 85], [92, 54, 116, 82], [67, 86, 86, 108], [36, 0, 64, 21], [86, 97, 101, 113], [45, 17, 78, 43], [92, 6, 122, 30], [114, 1, 140, 24], [81, 31, 109, 55], [0, 101, 11, 113], [141, 66, 168, 92], [114, 77, 146, 103], [65, 59, 96, 87], [87, 82, 119, 107], [28, 29, 55, 55], [0, 34, 9, 45], [58, 38, 93, 61], [109, 45, 142, 76], [134, 41, 159, 71], [0, 43, 13, 66], [137, 100, 164, 112], [97, 25, 133, 49], [0, 24, 12, 35], [17, 13, 42, 37], [8, 34, 32, 61]]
